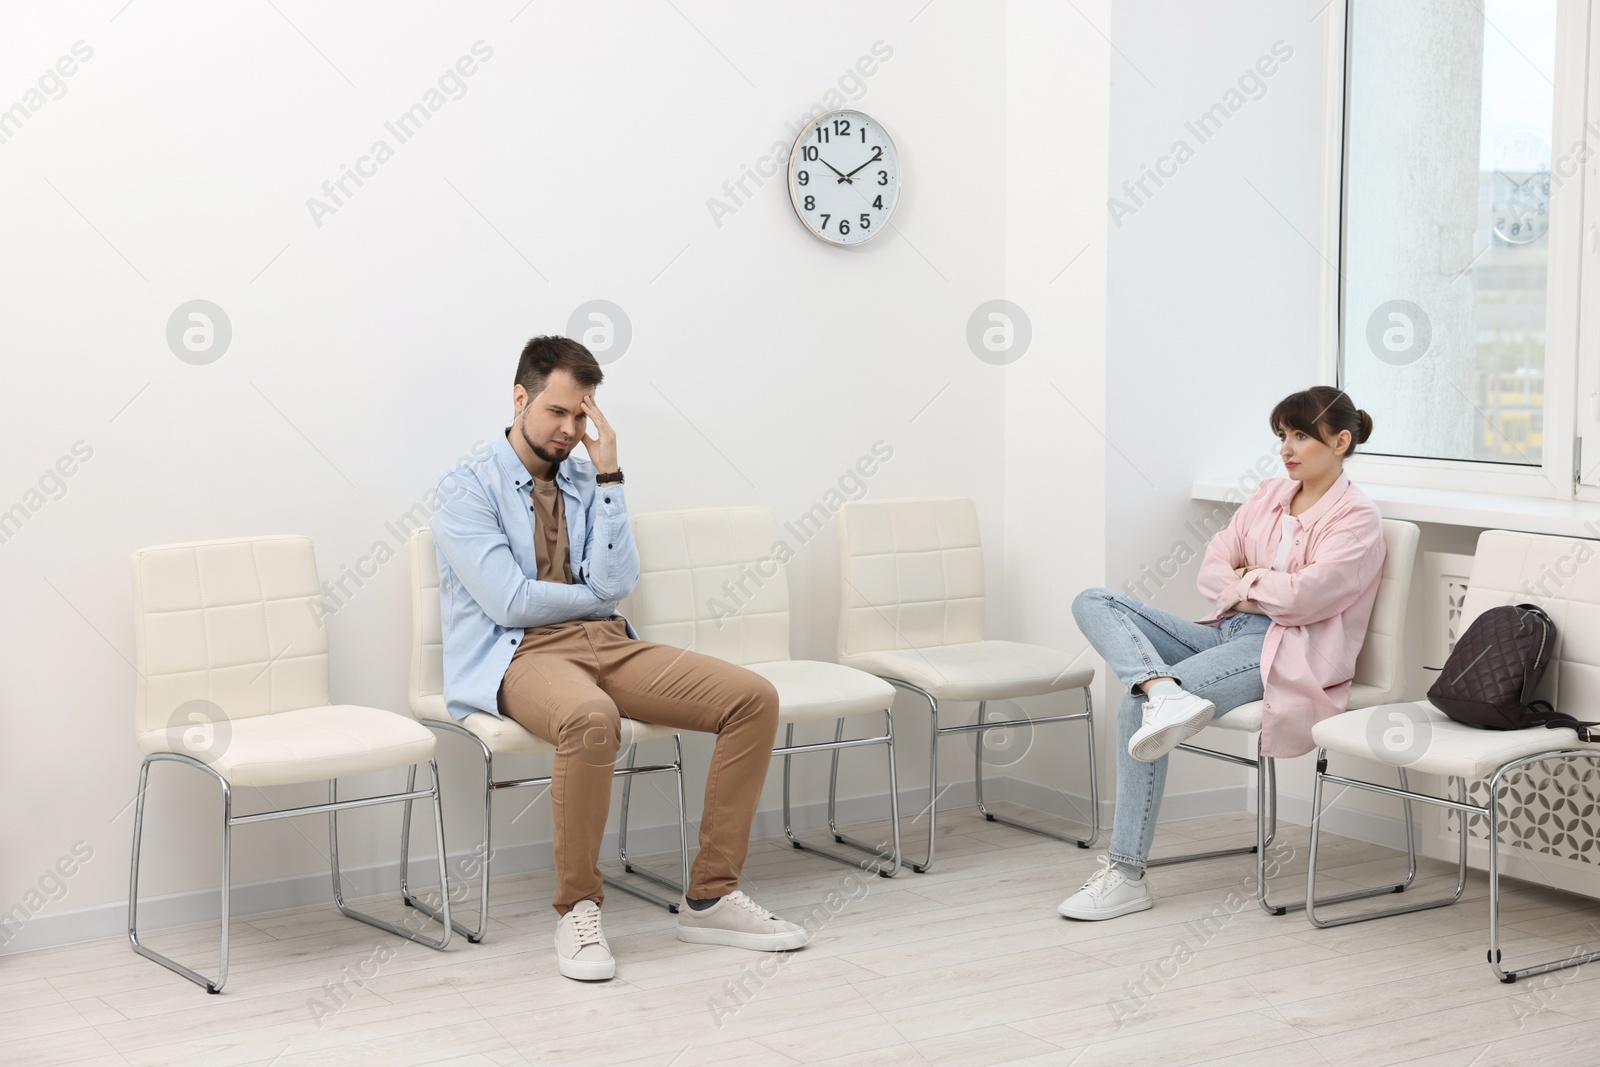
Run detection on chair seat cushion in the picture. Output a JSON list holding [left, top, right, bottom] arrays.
[[1212, 684, 1391, 735], [411, 695, 677, 753], [839, 641, 1094, 701], [1312, 700, 1597, 779], [746, 660, 896, 722], [137, 705, 436, 787], [1212, 701, 1264, 733]]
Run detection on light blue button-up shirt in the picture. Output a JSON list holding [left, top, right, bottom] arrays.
[[431, 429, 640, 721]]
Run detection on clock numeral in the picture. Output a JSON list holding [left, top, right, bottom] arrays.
[[873, 195, 883, 209], [796, 170, 809, 186], [860, 128, 867, 143], [804, 195, 815, 211], [814, 126, 830, 144], [877, 170, 888, 186], [819, 213, 831, 230], [868, 146, 883, 163], [801, 145, 819, 161], [860, 214, 871, 230], [839, 219, 851, 236], [833, 118, 851, 137]]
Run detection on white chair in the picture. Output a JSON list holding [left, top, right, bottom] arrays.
[[622, 507, 903, 876], [399, 528, 689, 942], [1307, 529, 1600, 982], [836, 496, 1098, 873], [1149, 518, 1422, 915], [127, 535, 452, 994]]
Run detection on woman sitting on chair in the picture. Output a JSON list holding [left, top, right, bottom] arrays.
[[1059, 386, 1386, 920]]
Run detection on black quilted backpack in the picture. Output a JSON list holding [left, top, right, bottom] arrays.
[[1427, 602, 1599, 741]]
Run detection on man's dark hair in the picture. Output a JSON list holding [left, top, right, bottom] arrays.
[[515, 335, 604, 398]]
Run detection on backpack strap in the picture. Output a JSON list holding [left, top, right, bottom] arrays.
[[1512, 604, 1554, 709], [1525, 700, 1600, 743]]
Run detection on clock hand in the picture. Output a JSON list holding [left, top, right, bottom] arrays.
[[817, 158, 851, 184], [842, 148, 884, 179]]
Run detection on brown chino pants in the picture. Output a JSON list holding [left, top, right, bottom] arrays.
[[496, 616, 780, 914]]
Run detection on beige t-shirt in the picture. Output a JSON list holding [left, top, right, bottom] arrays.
[[529, 475, 573, 584]]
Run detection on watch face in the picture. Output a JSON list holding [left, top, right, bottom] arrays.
[[1491, 130, 1551, 245], [787, 109, 900, 246]]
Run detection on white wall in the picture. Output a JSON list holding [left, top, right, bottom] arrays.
[[0, 0, 1053, 949], [1105, 1, 1347, 814], [1000, 0, 1110, 820]]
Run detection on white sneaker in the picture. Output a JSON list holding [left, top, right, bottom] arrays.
[[1128, 690, 1216, 762], [1057, 856, 1153, 920], [676, 890, 810, 951], [554, 900, 614, 980]]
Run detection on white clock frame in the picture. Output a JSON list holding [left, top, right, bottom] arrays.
[[786, 109, 901, 246]]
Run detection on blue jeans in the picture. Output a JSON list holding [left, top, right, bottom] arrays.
[[1070, 587, 1271, 870]]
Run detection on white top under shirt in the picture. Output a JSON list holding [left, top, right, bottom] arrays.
[[1272, 514, 1296, 571]]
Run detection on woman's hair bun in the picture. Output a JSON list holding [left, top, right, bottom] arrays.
[[1270, 387, 1372, 456]]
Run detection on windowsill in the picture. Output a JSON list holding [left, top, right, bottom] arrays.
[[1191, 478, 1600, 538]]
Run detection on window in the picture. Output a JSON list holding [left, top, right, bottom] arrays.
[[1337, 0, 1587, 498]]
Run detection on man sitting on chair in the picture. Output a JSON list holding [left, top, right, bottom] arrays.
[[432, 335, 808, 980]]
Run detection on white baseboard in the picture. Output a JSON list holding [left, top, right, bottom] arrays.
[[0, 773, 1402, 957]]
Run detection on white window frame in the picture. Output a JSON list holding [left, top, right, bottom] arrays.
[[1321, 0, 1587, 502]]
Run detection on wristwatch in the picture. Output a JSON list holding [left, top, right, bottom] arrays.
[[596, 468, 625, 485]]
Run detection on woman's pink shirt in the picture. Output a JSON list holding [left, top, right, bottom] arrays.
[[1195, 473, 1387, 757]]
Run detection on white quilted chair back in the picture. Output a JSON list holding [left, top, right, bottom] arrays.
[[1460, 529, 1600, 714], [1350, 519, 1421, 704], [837, 497, 985, 658], [130, 535, 331, 737], [623, 507, 791, 666], [409, 528, 450, 722]]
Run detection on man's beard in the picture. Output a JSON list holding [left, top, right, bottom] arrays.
[[521, 421, 572, 465]]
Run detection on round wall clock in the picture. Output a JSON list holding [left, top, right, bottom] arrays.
[[786, 109, 901, 246], [1491, 130, 1551, 246]]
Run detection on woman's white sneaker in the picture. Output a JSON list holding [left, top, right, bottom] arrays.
[[554, 900, 615, 980], [1128, 691, 1216, 762], [676, 890, 810, 951], [1057, 856, 1153, 920]]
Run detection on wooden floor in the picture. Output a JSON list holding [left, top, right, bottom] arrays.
[[5, 805, 1600, 1066]]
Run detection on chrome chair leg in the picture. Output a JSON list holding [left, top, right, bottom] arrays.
[[401, 721, 493, 943], [131, 753, 453, 993], [826, 678, 1101, 875], [918, 692, 941, 874], [1306, 752, 1462, 930], [863, 682, 940, 874], [973, 691, 1100, 849], [1481, 754, 1600, 983], [1252, 751, 1343, 916], [329, 760, 453, 950], [128, 753, 233, 994], [607, 739, 687, 910], [618, 742, 637, 869], [1148, 735, 1417, 915], [825, 710, 904, 876], [1255, 751, 1409, 916], [673, 734, 692, 894], [1148, 741, 1270, 868], [781, 711, 903, 877], [826, 717, 847, 840], [1265, 753, 1279, 848], [412, 720, 687, 933]]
